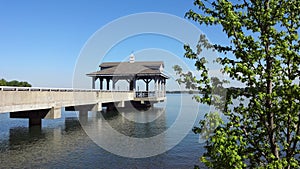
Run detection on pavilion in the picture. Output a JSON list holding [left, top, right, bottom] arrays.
[[86, 55, 169, 102]]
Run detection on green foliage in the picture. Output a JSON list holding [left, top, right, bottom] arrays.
[[0, 79, 6, 86], [0, 78, 32, 87], [176, 0, 300, 168]]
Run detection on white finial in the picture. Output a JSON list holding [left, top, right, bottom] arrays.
[[129, 53, 135, 63]]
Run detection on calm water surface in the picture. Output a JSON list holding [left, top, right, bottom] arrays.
[[0, 94, 209, 169]]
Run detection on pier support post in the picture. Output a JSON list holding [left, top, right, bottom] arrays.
[[10, 109, 50, 127], [116, 101, 125, 108], [79, 111, 88, 124], [29, 117, 42, 127], [89, 103, 102, 112], [97, 102, 102, 111], [106, 103, 116, 111], [45, 107, 61, 119]]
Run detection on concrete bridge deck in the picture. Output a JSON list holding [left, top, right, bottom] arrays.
[[0, 86, 134, 114], [0, 86, 166, 127]]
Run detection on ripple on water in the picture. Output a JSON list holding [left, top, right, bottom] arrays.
[[0, 94, 207, 168]]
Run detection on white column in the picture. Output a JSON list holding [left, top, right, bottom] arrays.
[[92, 77, 96, 89], [163, 79, 166, 97], [154, 79, 157, 97], [158, 80, 161, 97], [112, 80, 116, 91], [162, 82, 165, 97]]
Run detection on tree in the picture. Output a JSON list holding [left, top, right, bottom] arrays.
[[0, 78, 32, 87], [175, 0, 300, 168], [0, 78, 7, 86]]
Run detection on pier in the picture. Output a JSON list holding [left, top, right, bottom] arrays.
[[0, 57, 168, 127]]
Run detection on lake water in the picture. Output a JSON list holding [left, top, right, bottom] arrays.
[[0, 94, 209, 169]]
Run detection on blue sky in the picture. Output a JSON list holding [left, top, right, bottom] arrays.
[[0, 0, 229, 89]]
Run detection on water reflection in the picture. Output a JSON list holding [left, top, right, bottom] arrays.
[[0, 94, 207, 168], [105, 107, 166, 138], [0, 108, 168, 167], [79, 107, 168, 158], [77, 107, 166, 138], [8, 126, 45, 149], [0, 117, 92, 168]]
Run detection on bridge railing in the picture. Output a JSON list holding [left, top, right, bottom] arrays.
[[135, 91, 166, 98], [0, 86, 130, 92]]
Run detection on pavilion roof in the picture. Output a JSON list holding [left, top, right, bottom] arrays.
[[86, 61, 169, 79]]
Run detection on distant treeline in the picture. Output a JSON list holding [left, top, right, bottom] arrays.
[[167, 87, 248, 95], [0, 78, 32, 87], [166, 90, 201, 94]]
